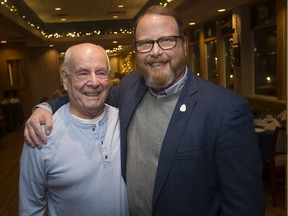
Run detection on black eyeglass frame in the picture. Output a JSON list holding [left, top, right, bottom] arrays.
[[135, 35, 184, 53]]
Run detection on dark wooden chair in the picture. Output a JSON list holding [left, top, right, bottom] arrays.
[[267, 127, 286, 206]]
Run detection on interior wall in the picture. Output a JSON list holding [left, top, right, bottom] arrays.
[[27, 47, 61, 105], [109, 56, 120, 78], [0, 42, 33, 121]]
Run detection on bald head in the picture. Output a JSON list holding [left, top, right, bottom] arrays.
[[63, 43, 110, 73]]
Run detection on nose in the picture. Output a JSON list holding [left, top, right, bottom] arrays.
[[150, 41, 163, 56], [88, 73, 100, 87]]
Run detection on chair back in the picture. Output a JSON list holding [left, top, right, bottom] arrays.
[[273, 127, 286, 153], [268, 126, 286, 206], [270, 127, 286, 167]]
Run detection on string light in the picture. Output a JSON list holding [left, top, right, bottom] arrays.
[[160, 0, 174, 7], [1, 0, 174, 55], [1, 0, 174, 39], [106, 45, 124, 55], [0, 0, 133, 39]]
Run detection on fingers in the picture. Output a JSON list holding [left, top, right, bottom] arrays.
[[23, 108, 53, 149], [24, 121, 43, 148], [24, 125, 36, 148], [32, 119, 47, 144], [44, 116, 53, 136]]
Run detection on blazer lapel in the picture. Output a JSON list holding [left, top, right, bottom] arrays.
[[152, 70, 198, 208]]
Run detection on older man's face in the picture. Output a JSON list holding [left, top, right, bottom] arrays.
[[63, 46, 110, 119]]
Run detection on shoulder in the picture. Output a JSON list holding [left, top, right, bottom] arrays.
[[186, 72, 250, 114], [193, 74, 246, 102], [119, 71, 145, 88], [45, 104, 69, 140], [105, 104, 119, 119], [53, 103, 69, 120]]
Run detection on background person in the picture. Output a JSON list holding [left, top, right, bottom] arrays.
[[24, 6, 265, 216], [20, 43, 129, 216]]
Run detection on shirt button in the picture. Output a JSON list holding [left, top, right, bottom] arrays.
[[92, 128, 95, 131]]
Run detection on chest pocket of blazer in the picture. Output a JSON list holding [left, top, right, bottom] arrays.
[[175, 148, 206, 160]]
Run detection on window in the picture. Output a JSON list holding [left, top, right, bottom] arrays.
[[190, 29, 201, 76], [254, 27, 277, 96], [191, 43, 200, 75], [252, 1, 277, 96], [205, 40, 218, 84], [225, 37, 234, 89]]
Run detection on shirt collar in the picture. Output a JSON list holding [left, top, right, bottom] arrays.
[[149, 67, 188, 99]]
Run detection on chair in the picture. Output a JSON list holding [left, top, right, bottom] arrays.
[[268, 127, 286, 206]]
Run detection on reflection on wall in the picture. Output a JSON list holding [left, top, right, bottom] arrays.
[[7, 59, 24, 88]]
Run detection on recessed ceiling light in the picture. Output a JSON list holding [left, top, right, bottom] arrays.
[[49, 44, 54, 47], [113, 41, 117, 44], [189, 22, 196, 26], [113, 15, 118, 19], [218, 9, 226, 12], [55, 7, 61, 11], [1, 41, 7, 44], [61, 18, 66, 21], [118, 5, 124, 8]]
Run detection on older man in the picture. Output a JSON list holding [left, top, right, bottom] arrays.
[[19, 43, 129, 216]]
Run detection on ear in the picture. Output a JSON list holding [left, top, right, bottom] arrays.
[[61, 70, 68, 91]]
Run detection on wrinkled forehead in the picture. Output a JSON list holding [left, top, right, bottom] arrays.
[[69, 48, 110, 71]]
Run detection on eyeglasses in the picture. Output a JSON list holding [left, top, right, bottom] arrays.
[[135, 35, 184, 53]]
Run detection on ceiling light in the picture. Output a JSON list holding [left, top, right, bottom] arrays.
[[61, 18, 66, 21], [113, 41, 118, 44], [1, 41, 7, 44], [218, 9, 226, 12], [118, 5, 124, 8], [113, 15, 118, 19], [55, 7, 61, 11], [189, 22, 196, 26]]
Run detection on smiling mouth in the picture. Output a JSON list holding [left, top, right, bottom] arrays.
[[151, 62, 162, 66], [84, 92, 100, 96], [149, 60, 167, 66]]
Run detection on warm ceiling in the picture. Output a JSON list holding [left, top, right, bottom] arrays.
[[0, 0, 262, 54]]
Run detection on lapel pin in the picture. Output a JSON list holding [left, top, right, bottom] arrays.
[[180, 104, 186, 112]]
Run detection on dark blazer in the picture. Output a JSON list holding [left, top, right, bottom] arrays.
[[107, 68, 265, 216]]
